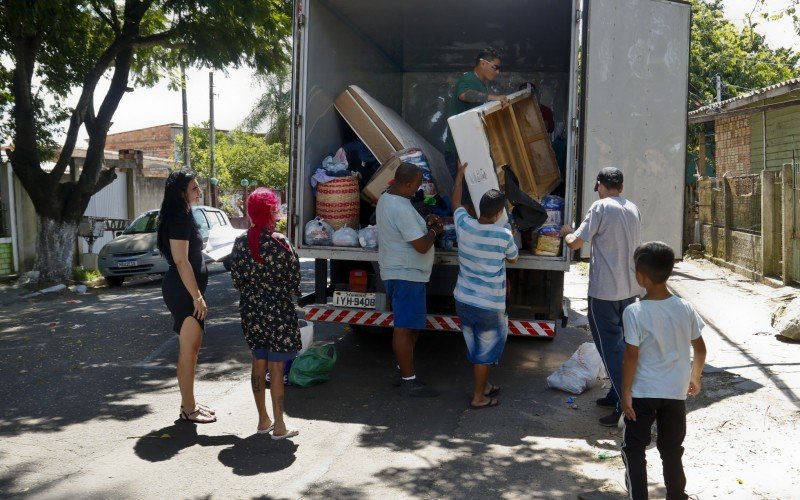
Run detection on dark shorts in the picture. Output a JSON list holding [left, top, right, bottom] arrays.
[[456, 301, 508, 365], [252, 348, 298, 362], [385, 279, 427, 330]]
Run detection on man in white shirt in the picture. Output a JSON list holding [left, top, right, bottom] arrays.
[[561, 167, 642, 426]]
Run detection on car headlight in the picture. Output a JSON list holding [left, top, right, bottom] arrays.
[[98, 245, 110, 258], [152, 248, 160, 255]]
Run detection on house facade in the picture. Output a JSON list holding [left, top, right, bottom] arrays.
[[688, 78, 800, 284]]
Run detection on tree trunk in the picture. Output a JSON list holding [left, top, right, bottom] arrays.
[[34, 216, 78, 284]]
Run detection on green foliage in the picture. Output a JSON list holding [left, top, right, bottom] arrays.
[[1, 0, 293, 153], [73, 266, 102, 282], [275, 218, 287, 234], [241, 63, 292, 147], [689, 0, 800, 111], [176, 127, 289, 190]]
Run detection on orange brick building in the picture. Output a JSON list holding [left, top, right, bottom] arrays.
[[104, 123, 184, 161]]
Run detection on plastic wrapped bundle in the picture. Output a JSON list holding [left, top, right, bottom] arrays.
[[332, 225, 359, 247], [304, 217, 334, 246], [358, 225, 378, 249], [535, 225, 561, 256]]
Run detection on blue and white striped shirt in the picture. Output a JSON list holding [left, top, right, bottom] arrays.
[[453, 207, 518, 311]]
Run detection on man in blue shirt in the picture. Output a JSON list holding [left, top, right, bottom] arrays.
[[377, 163, 444, 397]]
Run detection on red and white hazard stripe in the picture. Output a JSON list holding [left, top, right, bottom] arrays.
[[305, 307, 555, 337]]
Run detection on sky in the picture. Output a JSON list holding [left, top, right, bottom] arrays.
[[69, 2, 799, 145], [73, 65, 264, 143]]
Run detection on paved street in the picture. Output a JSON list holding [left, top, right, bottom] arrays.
[[0, 260, 798, 499]]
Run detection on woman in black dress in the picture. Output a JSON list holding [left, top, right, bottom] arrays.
[[230, 187, 301, 439], [157, 168, 215, 424]]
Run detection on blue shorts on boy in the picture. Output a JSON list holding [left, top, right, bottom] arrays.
[[385, 279, 427, 330], [452, 207, 518, 364], [456, 301, 507, 364]]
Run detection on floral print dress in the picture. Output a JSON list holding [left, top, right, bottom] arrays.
[[230, 229, 302, 356]]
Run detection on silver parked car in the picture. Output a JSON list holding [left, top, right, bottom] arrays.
[[98, 206, 244, 286]]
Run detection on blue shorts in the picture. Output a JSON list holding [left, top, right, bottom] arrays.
[[252, 348, 297, 362], [456, 301, 508, 365], [385, 279, 427, 330]]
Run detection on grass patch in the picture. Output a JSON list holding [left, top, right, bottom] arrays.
[[73, 266, 102, 283]]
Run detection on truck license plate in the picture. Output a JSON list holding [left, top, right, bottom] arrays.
[[333, 291, 376, 309], [117, 259, 139, 268]]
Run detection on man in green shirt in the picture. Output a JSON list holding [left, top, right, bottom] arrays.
[[444, 47, 508, 177]]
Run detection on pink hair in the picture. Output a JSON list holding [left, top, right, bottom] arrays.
[[246, 187, 280, 263]]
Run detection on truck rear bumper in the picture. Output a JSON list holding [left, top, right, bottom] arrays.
[[305, 306, 555, 338]]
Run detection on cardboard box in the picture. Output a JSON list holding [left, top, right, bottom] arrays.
[[362, 156, 402, 204]]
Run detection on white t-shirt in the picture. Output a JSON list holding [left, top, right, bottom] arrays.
[[623, 296, 705, 400], [376, 193, 433, 282], [574, 196, 642, 301]]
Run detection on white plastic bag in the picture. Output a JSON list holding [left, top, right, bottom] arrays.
[[358, 225, 378, 249], [304, 217, 334, 246], [332, 225, 359, 247], [546, 342, 605, 394]]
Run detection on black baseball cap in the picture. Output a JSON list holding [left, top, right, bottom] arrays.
[[594, 167, 623, 191]]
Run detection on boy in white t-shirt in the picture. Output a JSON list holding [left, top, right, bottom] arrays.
[[620, 242, 707, 500]]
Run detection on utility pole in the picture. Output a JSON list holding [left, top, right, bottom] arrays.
[[180, 64, 190, 169], [714, 74, 722, 107], [209, 71, 217, 207]]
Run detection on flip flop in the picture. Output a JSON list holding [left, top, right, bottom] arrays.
[[484, 385, 501, 398], [271, 430, 299, 440], [468, 398, 500, 410], [257, 424, 275, 435]]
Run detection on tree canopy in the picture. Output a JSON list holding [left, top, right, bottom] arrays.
[[176, 126, 289, 191], [689, 0, 800, 110], [0, 0, 293, 282], [241, 62, 291, 149]]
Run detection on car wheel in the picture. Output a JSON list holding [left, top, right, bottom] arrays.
[[105, 276, 125, 287], [222, 257, 232, 272]]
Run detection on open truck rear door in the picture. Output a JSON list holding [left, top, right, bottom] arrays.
[[579, 0, 691, 256]]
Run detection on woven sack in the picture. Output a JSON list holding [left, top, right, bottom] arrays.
[[316, 175, 360, 230]]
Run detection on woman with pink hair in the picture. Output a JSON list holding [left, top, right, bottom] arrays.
[[230, 187, 301, 440]]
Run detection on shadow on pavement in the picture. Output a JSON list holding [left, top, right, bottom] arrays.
[[134, 422, 297, 475]]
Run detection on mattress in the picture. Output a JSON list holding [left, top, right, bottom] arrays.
[[334, 85, 454, 198]]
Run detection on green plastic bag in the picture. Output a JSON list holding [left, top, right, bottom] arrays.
[[288, 342, 337, 387]]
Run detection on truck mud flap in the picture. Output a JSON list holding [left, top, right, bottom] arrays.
[[305, 307, 555, 338]]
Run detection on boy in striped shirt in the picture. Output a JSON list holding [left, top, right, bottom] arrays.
[[452, 161, 518, 409]]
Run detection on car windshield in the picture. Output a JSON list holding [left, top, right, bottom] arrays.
[[123, 212, 159, 234]]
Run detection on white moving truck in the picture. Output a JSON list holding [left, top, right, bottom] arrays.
[[289, 0, 691, 336]]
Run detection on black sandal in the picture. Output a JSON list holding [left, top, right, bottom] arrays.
[[179, 407, 217, 423]]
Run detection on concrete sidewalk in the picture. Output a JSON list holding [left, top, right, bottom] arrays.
[[670, 259, 800, 409]]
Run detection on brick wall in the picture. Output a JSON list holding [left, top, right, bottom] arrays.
[[714, 115, 750, 176], [105, 124, 178, 160]]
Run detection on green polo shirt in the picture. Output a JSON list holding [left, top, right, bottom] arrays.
[[444, 71, 489, 153]]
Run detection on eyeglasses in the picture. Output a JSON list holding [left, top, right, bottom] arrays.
[[481, 59, 500, 71]]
